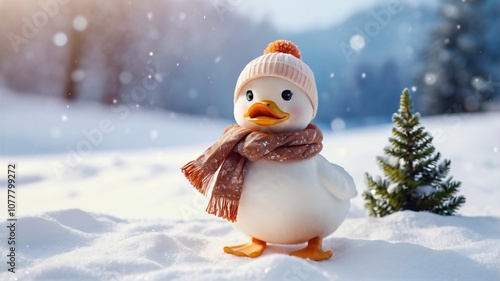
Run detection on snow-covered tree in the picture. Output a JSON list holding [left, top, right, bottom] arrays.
[[419, 0, 488, 115], [364, 89, 465, 217]]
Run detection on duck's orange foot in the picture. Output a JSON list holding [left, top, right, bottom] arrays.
[[224, 237, 266, 258], [289, 237, 332, 261]]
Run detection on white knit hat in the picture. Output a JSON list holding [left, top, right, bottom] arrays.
[[234, 40, 318, 117]]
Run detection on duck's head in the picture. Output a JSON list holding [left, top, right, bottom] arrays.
[[233, 40, 318, 134]]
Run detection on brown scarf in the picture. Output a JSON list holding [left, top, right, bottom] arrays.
[[181, 123, 323, 222]]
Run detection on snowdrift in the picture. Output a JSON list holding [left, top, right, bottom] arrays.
[[3, 209, 499, 280]]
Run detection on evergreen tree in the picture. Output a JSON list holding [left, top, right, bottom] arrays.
[[364, 89, 465, 217], [419, 0, 488, 115]]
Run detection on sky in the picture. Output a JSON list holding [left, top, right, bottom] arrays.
[[235, 0, 380, 33]]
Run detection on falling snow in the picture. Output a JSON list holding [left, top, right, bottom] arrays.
[[71, 70, 86, 82], [330, 118, 346, 132], [350, 34, 366, 51], [424, 73, 437, 85], [119, 71, 133, 84], [73, 15, 88, 32], [53, 32, 68, 47]]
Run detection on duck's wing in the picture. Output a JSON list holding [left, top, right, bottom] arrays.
[[316, 155, 357, 200]]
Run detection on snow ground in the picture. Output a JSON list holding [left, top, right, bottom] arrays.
[[1, 90, 500, 281]]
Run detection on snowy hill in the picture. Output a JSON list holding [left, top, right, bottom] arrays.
[[1, 91, 500, 280]]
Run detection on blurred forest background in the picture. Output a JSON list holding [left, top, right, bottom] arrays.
[[0, 0, 499, 128]]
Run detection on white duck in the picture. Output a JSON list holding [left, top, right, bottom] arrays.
[[221, 41, 357, 261]]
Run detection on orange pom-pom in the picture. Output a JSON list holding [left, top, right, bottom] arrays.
[[264, 40, 301, 60]]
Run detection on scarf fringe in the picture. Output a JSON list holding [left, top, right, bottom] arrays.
[[206, 196, 239, 222], [181, 161, 213, 196]]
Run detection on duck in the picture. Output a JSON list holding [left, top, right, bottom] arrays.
[[183, 40, 357, 261]]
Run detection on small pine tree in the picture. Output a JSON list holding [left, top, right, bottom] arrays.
[[363, 88, 465, 217]]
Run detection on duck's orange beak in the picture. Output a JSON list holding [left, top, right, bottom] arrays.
[[244, 100, 290, 126]]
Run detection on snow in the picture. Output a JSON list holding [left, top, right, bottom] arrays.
[[387, 182, 400, 194], [415, 185, 436, 196], [1, 90, 500, 280]]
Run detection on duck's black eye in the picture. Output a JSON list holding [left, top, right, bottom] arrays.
[[246, 90, 254, 101], [281, 90, 293, 101]]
